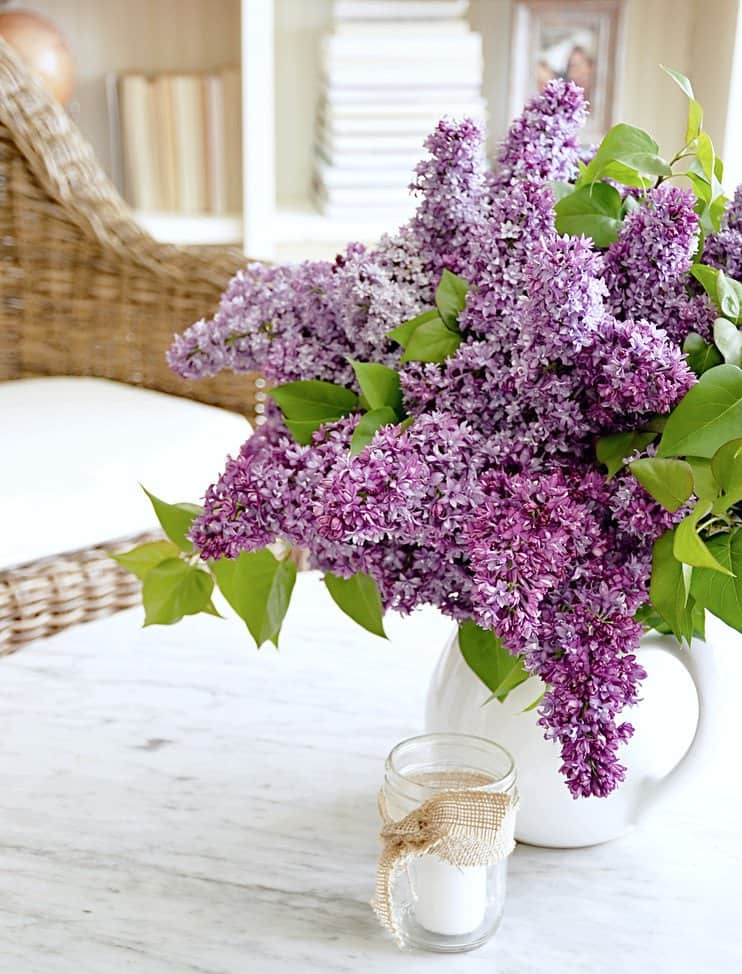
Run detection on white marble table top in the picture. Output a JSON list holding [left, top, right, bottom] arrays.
[[2, 573, 740, 973]]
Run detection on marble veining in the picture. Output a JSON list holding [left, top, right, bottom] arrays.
[[1, 573, 740, 973]]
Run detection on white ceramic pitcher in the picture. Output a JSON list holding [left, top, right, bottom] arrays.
[[425, 613, 733, 847]]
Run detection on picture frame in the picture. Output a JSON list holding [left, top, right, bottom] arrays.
[[509, 0, 625, 144]]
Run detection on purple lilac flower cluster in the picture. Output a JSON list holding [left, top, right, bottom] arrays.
[[169, 80, 742, 799]]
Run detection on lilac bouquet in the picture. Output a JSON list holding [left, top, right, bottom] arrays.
[[117, 71, 742, 799]]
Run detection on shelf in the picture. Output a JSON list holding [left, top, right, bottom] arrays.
[[134, 211, 243, 246], [274, 201, 412, 244]]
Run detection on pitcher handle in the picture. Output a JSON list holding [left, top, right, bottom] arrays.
[[629, 620, 726, 824]]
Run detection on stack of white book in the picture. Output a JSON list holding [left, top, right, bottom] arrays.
[[314, 0, 485, 222]]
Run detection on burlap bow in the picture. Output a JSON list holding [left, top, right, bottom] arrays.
[[372, 788, 518, 945]]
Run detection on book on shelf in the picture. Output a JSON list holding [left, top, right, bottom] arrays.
[[322, 28, 481, 61], [203, 73, 227, 214], [313, 0, 484, 223], [153, 75, 178, 211], [112, 67, 242, 217], [315, 156, 415, 190], [118, 74, 160, 211], [318, 104, 486, 135], [316, 143, 423, 172], [222, 67, 243, 214], [321, 64, 482, 88], [334, 0, 470, 20]]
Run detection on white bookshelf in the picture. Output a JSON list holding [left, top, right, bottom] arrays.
[[33, 0, 737, 258], [242, 0, 477, 260], [134, 212, 243, 246]]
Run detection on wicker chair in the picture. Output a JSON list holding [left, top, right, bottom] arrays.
[[0, 39, 261, 654]]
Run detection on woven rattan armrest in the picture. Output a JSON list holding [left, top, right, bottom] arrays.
[[0, 532, 161, 656]]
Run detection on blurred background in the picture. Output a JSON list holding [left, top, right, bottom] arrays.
[[8, 0, 742, 261]]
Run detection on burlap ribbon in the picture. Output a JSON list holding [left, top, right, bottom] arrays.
[[372, 787, 519, 945]]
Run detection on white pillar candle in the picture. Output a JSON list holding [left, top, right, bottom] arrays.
[[409, 856, 487, 936]]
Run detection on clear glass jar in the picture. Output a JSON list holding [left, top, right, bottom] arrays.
[[381, 732, 518, 953]]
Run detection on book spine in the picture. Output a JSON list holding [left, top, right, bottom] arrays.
[[119, 74, 160, 211], [170, 75, 208, 213], [204, 74, 227, 214]]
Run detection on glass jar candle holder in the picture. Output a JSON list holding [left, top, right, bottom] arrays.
[[380, 732, 518, 953]]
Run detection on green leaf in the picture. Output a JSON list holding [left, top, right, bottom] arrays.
[[350, 360, 404, 417], [324, 571, 387, 638], [692, 601, 707, 639], [211, 549, 297, 647], [401, 316, 462, 363], [349, 407, 398, 456], [688, 171, 712, 205], [711, 436, 742, 488], [549, 180, 573, 201], [596, 161, 653, 189], [435, 269, 469, 329], [696, 131, 715, 181], [716, 272, 742, 323], [596, 430, 656, 478], [650, 529, 695, 643], [142, 559, 214, 626], [713, 318, 742, 366], [269, 379, 359, 445], [578, 123, 671, 185], [683, 332, 723, 375], [686, 457, 718, 499], [673, 500, 734, 575], [635, 602, 673, 635], [521, 691, 545, 713], [661, 64, 695, 99], [554, 183, 623, 246], [687, 99, 704, 143], [658, 364, 742, 458], [269, 379, 358, 421], [710, 437, 742, 512], [458, 620, 529, 703], [111, 540, 180, 580], [690, 263, 720, 301], [629, 457, 694, 512], [387, 308, 438, 347], [691, 530, 742, 629], [282, 418, 325, 445], [142, 487, 202, 552], [661, 66, 703, 143]]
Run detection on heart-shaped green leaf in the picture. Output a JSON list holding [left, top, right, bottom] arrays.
[[387, 308, 438, 347], [270, 380, 359, 445], [691, 529, 742, 629], [629, 457, 694, 512], [683, 332, 723, 375], [658, 365, 742, 458], [142, 559, 214, 626], [458, 620, 529, 703], [401, 316, 462, 363], [713, 318, 742, 365], [324, 571, 386, 638], [350, 407, 398, 456], [435, 269, 469, 328], [596, 430, 656, 478], [142, 487, 202, 552], [111, 540, 180, 580], [650, 529, 695, 644], [673, 500, 734, 575], [211, 548, 297, 647], [350, 360, 404, 417], [554, 183, 624, 246], [270, 380, 358, 421]]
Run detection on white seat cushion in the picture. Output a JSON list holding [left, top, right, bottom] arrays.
[[1, 377, 250, 568]]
